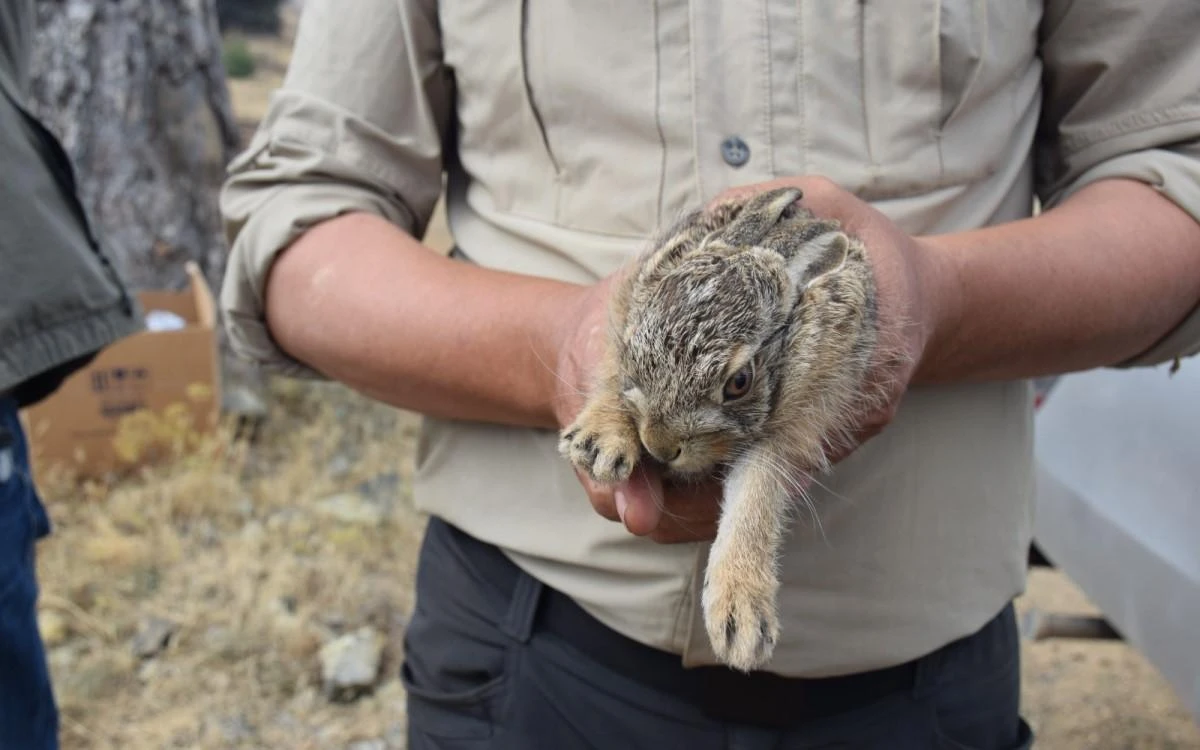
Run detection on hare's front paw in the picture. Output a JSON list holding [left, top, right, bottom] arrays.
[[702, 554, 780, 672], [558, 405, 641, 485]]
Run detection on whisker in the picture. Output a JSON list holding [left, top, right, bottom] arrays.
[[526, 334, 589, 401], [741, 450, 832, 547]]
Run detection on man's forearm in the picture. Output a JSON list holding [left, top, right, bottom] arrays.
[[263, 211, 584, 431], [915, 178, 1200, 384]]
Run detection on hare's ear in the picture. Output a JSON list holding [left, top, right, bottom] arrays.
[[636, 208, 709, 287], [719, 187, 804, 246], [785, 230, 851, 292]]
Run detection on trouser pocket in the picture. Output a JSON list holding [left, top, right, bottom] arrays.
[[401, 519, 535, 745], [922, 603, 1034, 750]]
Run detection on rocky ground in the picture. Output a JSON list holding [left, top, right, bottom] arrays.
[[35, 381, 425, 749], [29, 8, 1199, 750]]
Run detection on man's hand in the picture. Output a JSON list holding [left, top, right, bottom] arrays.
[[556, 176, 955, 543], [556, 174, 1200, 542], [578, 464, 726, 544], [716, 177, 956, 464]]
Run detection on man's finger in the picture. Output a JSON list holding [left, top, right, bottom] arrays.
[[577, 470, 621, 522], [645, 479, 723, 543], [648, 512, 719, 544], [615, 464, 664, 536]]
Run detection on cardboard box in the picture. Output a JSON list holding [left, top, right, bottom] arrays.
[[22, 262, 222, 478]]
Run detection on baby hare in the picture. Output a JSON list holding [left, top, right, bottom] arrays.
[[559, 187, 879, 672]]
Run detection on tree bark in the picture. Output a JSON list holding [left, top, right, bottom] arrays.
[[27, 0, 267, 416], [27, 0, 240, 294]]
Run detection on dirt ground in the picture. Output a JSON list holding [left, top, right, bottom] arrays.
[[29, 11, 1197, 750]]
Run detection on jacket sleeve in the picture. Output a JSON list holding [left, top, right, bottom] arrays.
[[217, 0, 452, 377], [1034, 0, 1200, 369]]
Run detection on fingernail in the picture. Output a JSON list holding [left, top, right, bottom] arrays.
[[615, 491, 628, 524]]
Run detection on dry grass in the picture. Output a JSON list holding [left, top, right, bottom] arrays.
[[34, 380, 424, 749]]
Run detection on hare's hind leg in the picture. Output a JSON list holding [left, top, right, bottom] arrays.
[[702, 444, 798, 672]]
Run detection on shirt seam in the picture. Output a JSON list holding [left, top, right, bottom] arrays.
[[1060, 103, 1200, 156]]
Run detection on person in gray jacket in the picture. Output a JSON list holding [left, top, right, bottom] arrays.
[[0, 2, 143, 747]]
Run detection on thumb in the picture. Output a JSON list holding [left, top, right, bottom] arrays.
[[615, 463, 663, 536]]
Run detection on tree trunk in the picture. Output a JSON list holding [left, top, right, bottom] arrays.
[[27, 0, 239, 293], [27, 0, 266, 416]]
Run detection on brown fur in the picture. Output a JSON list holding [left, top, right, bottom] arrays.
[[559, 187, 880, 672]]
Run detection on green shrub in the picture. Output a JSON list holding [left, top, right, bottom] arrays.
[[222, 37, 256, 79]]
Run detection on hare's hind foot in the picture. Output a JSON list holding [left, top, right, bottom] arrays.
[[702, 556, 780, 672], [699, 444, 794, 672], [559, 400, 641, 485]]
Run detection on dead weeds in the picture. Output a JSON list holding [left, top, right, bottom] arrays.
[[33, 379, 424, 749]]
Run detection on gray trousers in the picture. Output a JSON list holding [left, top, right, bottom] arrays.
[[402, 517, 1034, 749]]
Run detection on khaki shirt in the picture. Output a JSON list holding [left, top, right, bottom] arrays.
[[219, 0, 1200, 677]]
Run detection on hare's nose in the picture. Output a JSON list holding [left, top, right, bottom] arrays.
[[645, 442, 682, 464], [639, 423, 683, 464]]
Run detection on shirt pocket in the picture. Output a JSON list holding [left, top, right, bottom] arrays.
[[933, 0, 1039, 189], [441, 0, 665, 237], [437, 0, 556, 222], [520, 1, 665, 236], [853, 0, 1031, 200]]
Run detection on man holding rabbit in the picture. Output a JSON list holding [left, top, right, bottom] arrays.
[[219, 1, 1200, 746]]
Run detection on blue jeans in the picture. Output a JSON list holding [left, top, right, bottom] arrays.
[[0, 396, 59, 750]]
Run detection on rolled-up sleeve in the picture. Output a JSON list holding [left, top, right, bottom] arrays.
[[218, 0, 451, 377], [1034, 0, 1200, 368]]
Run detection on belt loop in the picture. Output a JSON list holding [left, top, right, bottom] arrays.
[[909, 630, 952, 700], [910, 648, 941, 699], [500, 568, 544, 644]]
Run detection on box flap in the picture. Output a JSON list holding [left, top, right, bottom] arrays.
[[186, 261, 217, 329]]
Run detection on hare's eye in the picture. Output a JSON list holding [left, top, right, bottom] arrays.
[[722, 364, 754, 401]]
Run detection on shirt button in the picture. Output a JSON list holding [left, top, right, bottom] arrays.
[[721, 136, 750, 167]]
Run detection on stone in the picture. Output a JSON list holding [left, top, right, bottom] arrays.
[[223, 384, 268, 420], [384, 722, 407, 750], [217, 713, 254, 743], [356, 472, 400, 502], [136, 659, 160, 682], [314, 493, 385, 526], [327, 454, 353, 480], [240, 520, 264, 542], [49, 644, 80, 674], [132, 615, 178, 659], [193, 519, 221, 548], [319, 626, 383, 702], [38, 610, 69, 647], [235, 497, 256, 518]]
